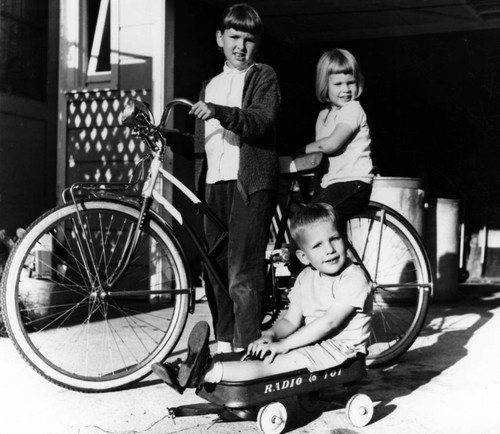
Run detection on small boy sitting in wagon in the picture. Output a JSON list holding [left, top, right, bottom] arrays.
[[153, 202, 373, 392]]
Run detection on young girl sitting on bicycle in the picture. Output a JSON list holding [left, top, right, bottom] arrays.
[[152, 202, 372, 392], [294, 48, 374, 220]]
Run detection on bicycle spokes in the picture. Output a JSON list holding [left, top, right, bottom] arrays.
[[346, 204, 431, 366], [2, 201, 190, 391]]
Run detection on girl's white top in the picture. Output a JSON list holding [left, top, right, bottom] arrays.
[[315, 100, 374, 187]]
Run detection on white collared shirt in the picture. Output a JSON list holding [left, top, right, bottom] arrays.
[[204, 62, 254, 183]]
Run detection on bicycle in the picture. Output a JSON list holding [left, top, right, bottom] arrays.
[[0, 98, 432, 392]]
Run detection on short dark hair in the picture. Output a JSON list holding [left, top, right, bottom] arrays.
[[218, 3, 263, 36], [290, 202, 341, 246]]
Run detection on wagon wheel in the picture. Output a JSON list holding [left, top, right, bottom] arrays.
[[257, 402, 287, 434], [346, 393, 373, 427]]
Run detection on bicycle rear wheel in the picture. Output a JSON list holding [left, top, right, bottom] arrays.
[[1, 200, 190, 392], [346, 202, 432, 367]]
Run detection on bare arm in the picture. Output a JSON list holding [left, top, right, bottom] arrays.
[[280, 300, 355, 352], [246, 304, 303, 357], [254, 300, 355, 363], [290, 122, 353, 158], [248, 302, 355, 363], [263, 305, 303, 341], [304, 122, 354, 155], [291, 104, 363, 157]]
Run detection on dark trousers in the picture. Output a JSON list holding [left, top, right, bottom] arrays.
[[204, 181, 276, 348], [310, 180, 372, 223]]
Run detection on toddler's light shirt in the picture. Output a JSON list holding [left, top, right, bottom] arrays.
[[287, 262, 373, 371]]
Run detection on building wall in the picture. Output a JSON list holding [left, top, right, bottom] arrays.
[[58, 0, 169, 198], [0, 0, 59, 234], [56, 0, 211, 276]]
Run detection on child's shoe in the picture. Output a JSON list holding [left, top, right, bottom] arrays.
[[178, 321, 211, 388], [151, 362, 184, 394]]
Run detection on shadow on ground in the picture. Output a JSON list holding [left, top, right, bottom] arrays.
[[280, 284, 500, 431], [358, 284, 500, 423]]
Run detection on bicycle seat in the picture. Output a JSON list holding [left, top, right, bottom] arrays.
[[279, 152, 323, 174]]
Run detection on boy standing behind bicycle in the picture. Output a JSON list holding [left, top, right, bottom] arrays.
[[187, 4, 281, 353]]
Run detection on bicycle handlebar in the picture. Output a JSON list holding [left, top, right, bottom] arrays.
[[122, 98, 194, 132], [122, 97, 326, 172], [159, 98, 194, 128], [121, 98, 195, 155]]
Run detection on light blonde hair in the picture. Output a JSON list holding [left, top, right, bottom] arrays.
[[315, 48, 364, 103], [290, 202, 341, 248]]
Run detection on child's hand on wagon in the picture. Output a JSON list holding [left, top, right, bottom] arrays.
[[245, 338, 290, 364]]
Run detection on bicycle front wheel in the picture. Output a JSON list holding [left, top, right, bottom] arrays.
[[346, 202, 432, 367], [1, 200, 190, 392]]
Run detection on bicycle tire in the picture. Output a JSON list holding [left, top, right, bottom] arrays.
[[346, 202, 432, 367], [1, 199, 190, 392]]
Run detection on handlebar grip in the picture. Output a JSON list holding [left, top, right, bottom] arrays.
[[158, 126, 176, 137]]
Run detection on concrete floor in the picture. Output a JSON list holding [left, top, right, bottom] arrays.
[[1, 283, 500, 434]]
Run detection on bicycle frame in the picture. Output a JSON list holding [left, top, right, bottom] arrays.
[[73, 96, 433, 335], [0, 96, 432, 394], [145, 155, 231, 304], [63, 99, 234, 315]]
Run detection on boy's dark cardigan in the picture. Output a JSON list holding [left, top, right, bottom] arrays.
[[194, 63, 281, 203]]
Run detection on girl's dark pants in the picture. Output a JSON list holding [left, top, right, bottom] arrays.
[[310, 180, 372, 224], [204, 181, 276, 349]]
